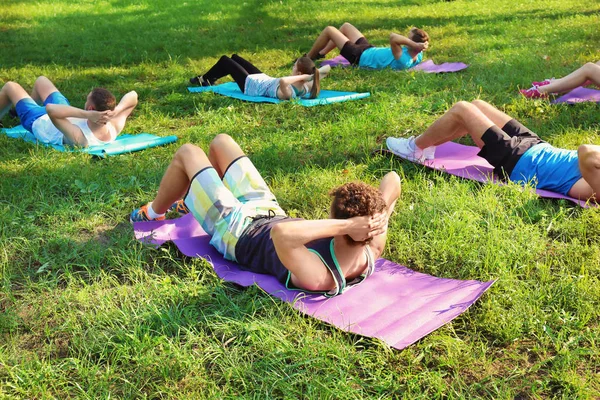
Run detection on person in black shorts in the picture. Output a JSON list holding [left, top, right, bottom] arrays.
[[386, 100, 600, 202], [305, 22, 429, 70]]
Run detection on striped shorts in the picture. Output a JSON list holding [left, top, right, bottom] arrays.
[[183, 156, 286, 261]]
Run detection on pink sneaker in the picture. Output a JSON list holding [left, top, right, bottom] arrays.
[[520, 86, 547, 99], [532, 78, 554, 87]]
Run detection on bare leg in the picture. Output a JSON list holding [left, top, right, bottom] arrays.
[[0, 82, 30, 119], [568, 145, 600, 202], [471, 100, 512, 127], [414, 101, 497, 149], [207, 133, 245, 178], [539, 63, 600, 94], [31, 76, 60, 104], [320, 22, 366, 55], [151, 144, 213, 213], [307, 26, 351, 59]]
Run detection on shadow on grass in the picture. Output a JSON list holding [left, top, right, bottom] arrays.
[[1, 1, 598, 69]]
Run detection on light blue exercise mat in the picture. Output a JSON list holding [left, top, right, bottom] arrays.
[[0, 125, 178, 158], [187, 82, 370, 106]]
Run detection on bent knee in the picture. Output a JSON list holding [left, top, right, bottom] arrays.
[[177, 143, 205, 159], [2, 81, 19, 91], [578, 145, 600, 167], [451, 100, 475, 113], [471, 99, 489, 108], [209, 133, 234, 152]]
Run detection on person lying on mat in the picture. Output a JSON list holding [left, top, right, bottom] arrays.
[[386, 100, 599, 202], [305, 22, 429, 70], [0, 76, 137, 147], [520, 61, 600, 98], [189, 54, 330, 100], [130, 134, 401, 296]]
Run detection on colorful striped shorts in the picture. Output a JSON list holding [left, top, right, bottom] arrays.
[[183, 156, 286, 261]]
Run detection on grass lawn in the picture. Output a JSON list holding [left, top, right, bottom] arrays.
[[1, 0, 599, 398]]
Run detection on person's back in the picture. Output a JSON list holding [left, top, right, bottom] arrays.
[[509, 143, 582, 195], [359, 46, 424, 70]]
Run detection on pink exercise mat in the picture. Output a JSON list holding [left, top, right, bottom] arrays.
[[552, 86, 600, 104], [382, 141, 592, 208], [133, 214, 494, 350]]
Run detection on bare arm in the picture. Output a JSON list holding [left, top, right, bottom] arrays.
[[277, 74, 312, 100], [110, 90, 138, 133], [270, 214, 386, 290], [389, 33, 428, 59], [46, 104, 110, 146], [369, 171, 402, 259]]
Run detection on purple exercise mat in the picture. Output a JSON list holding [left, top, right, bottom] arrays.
[[388, 141, 592, 208], [320, 55, 469, 73], [133, 214, 494, 350], [552, 86, 600, 104]]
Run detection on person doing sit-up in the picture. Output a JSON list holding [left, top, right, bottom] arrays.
[[386, 100, 600, 202], [130, 134, 401, 296], [520, 61, 600, 98], [190, 54, 330, 100], [305, 22, 429, 70], [0, 76, 137, 147]]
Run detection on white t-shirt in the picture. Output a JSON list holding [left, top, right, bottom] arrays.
[[32, 115, 118, 146], [244, 73, 309, 99]]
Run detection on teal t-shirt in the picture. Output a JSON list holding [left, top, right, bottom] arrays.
[[358, 46, 423, 70], [509, 143, 582, 195]]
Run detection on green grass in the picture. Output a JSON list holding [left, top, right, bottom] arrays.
[[1, 0, 599, 398]]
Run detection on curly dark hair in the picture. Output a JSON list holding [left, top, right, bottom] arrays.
[[330, 182, 387, 245]]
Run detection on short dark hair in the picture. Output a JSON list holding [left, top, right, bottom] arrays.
[[90, 88, 116, 111], [330, 182, 387, 245], [410, 27, 430, 43]]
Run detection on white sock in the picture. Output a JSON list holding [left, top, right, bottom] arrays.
[[147, 203, 165, 219]]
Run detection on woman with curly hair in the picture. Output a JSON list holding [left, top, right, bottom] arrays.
[[130, 134, 401, 296]]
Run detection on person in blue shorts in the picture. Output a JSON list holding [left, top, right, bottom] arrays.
[[305, 22, 429, 70], [0, 76, 138, 147], [130, 134, 401, 296], [385, 100, 600, 202]]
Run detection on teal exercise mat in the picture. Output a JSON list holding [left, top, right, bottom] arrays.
[[188, 82, 370, 106], [1, 125, 178, 158]]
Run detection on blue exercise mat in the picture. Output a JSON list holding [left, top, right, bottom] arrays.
[[187, 82, 370, 106], [0, 125, 178, 157]]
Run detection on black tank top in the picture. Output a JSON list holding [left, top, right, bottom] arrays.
[[235, 216, 375, 297]]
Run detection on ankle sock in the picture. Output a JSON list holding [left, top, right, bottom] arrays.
[[147, 203, 165, 219]]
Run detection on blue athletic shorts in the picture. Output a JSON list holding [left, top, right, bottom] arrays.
[[15, 91, 70, 132]]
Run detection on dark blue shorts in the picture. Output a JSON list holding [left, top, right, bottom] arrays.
[[15, 91, 70, 132]]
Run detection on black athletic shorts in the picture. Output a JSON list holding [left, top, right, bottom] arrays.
[[340, 37, 374, 65], [477, 119, 545, 178]]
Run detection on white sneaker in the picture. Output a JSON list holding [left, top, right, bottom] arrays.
[[386, 136, 435, 162]]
